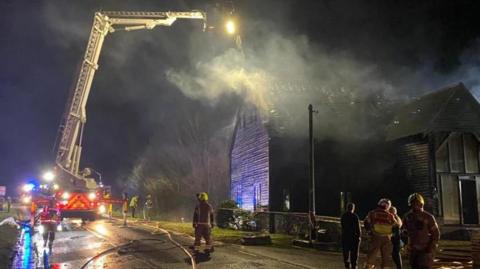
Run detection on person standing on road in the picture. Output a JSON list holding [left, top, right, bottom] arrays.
[[130, 195, 139, 218], [341, 203, 361, 269], [144, 194, 153, 221], [402, 193, 439, 269], [7, 196, 11, 213], [39, 206, 60, 251], [192, 192, 215, 254], [364, 198, 400, 269], [389, 206, 403, 269], [30, 201, 37, 227], [103, 191, 113, 220], [122, 192, 128, 227]]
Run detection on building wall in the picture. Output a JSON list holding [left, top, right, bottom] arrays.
[[230, 112, 269, 211], [397, 132, 480, 225], [434, 132, 480, 225], [396, 135, 433, 211]]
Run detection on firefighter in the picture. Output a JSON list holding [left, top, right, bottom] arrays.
[[122, 192, 128, 227], [130, 195, 139, 218], [364, 198, 400, 269], [402, 193, 440, 269], [144, 194, 153, 221], [39, 206, 59, 251], [192, 192, 215, 254], [30, 201, 37, 227], [6, 196, 11, 213], [103, 190, 113, 220]]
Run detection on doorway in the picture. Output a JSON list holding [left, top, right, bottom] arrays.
[[460, 180, 479, 224]]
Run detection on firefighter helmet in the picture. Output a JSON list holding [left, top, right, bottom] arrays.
[[377, 198, 392, 209], [198, 192, 209, 201], [408, 193, 425, 207]]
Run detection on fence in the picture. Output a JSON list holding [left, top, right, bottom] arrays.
[[216, 208, 342, 242]]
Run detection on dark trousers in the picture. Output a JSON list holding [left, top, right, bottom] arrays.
[[194, 224, 212, 251], [342, 240, 360, 269], [131, 207, 136, 218], [392, 240, 402, 269], [43, 224, 56, 248], [409, 250, 433, 269]]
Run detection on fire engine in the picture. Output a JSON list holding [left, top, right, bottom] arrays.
[[47, 11, 209, 220]]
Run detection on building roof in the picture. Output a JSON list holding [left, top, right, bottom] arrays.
[[386, 83, 480, 140]]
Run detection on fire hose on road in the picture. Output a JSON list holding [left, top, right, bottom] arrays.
[[80, 229, 197, 269]]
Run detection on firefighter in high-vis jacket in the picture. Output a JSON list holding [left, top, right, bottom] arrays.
[[104, 190, 113, 219], [39, 206, 60, 250], [402, 193, 440, 269], [192, 192, 215, 254], [122, 192, 129, 227], [364, 198, 400, 269]]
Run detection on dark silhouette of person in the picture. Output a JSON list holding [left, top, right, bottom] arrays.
[[341, 203, 361, 269], [389, 206, 403, 269]]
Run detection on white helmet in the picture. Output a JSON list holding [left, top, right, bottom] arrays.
[[377, 198, 392, 210]]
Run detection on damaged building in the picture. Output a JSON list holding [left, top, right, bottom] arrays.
[[230, 82, 480, 225], [387, 83, 480, 225]]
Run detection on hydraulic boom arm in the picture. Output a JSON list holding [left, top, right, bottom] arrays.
[[55, 11, 206, 180]]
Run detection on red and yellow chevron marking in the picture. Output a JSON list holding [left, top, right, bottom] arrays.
[[65, 193, 92, 210]]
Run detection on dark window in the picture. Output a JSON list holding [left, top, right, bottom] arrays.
[[464, 134, 479, 173], [449, 133, 465, 173]]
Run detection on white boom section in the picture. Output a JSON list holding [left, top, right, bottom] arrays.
[[56, 11, 206, 178]]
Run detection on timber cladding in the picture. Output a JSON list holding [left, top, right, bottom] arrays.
[[230, 111, 270, 211], [397, 138, 432, 211]]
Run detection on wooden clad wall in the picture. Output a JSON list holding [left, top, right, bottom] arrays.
[[397, 136, 434, 211], [230, 113, 270, 211]]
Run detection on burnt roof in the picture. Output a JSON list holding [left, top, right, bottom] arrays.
[[386, 83, 480, 141]]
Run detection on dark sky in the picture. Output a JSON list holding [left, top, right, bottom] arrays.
[[1, 0, 480, 196]]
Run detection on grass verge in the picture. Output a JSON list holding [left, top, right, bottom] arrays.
[[155, 220, 294, 248], [112, 211, 294, 248]]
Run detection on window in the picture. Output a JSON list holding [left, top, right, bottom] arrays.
[[464, 133, 479, 173], [449, 133, 465, 173]]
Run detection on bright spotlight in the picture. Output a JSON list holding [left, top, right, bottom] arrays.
[[22, 196, 32, 204], [53, 184, 59, 190], [62, 192, 70, 200], [43, 171, 55, 182], [98, 205, 106, 214], [22, 183, 34, 192], [225, 20, 236, 35], [88, 193, 96, 200]]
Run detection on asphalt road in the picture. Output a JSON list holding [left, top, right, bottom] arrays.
[[32, 218, 324, 269]]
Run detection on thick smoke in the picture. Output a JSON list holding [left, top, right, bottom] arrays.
[[29, 0, 480, 217]]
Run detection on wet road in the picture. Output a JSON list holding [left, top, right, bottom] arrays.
[[33, 219, 314, 269]]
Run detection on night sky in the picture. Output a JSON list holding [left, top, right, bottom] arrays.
[[1, 0, 480, 199]]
